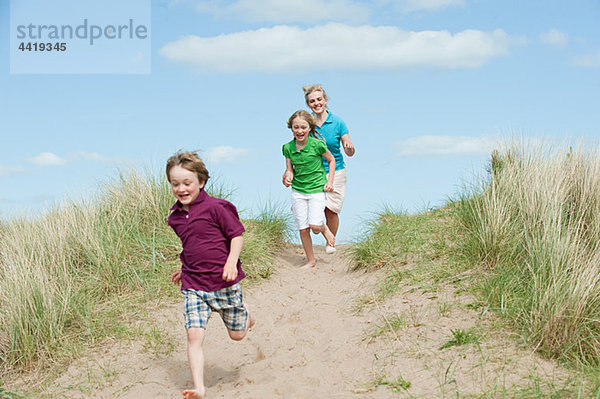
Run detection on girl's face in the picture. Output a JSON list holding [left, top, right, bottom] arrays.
[[168, 165, 205, 209], [291, 117, 310, 145], [306, 90, 327, 114]]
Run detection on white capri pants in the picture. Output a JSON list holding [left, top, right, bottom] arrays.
[[291, 189, 326, 230]]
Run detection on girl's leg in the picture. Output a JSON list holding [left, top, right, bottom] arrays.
[[299, 227, 316, 268], [184, 328, 206, 399]]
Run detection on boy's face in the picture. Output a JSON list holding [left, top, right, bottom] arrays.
[[168, 165, 205, 209]]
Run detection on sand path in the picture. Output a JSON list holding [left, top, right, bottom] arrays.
[[46, 244, 569, 398], [48, 245, 391, 398]]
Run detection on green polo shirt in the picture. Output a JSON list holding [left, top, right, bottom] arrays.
[[282, 136, 328, 193]]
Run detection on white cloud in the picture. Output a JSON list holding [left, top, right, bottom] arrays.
[[0, 165, 25, 178], [160, 24, 510, 73], [73, 151, 112, 163], [25, 151, 112, 168], [393, 0, 465, 12], [572, 50, 600, 67], [539, 29, 568, 47], [195, 0, 368, 23], [204, 146, 250, 164], [28, 152, 68, 166], [396, 135, 498, 157]]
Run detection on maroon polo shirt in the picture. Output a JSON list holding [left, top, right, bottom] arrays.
[[168, 189, 246, 292]]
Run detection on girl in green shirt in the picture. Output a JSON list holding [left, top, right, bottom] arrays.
[[282, 110, 336, 269]]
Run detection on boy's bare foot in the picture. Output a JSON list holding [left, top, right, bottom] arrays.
[[323, 224, 335, 248], [301, 260, 316, 269], [183, 388, 205, 399], [244, 302, 256, 330]]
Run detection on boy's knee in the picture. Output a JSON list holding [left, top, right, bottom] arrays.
[[228, 330, 246, 341], [187, 327, 205, 344]]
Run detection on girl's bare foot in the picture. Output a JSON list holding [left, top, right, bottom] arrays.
[[183, 387, 205, 399], [301, 260, 316, 269]]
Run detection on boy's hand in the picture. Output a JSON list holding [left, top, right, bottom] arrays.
[[282, 170, 293, 187], [170, 270, 182, 285], [222, 262, 238, 282]]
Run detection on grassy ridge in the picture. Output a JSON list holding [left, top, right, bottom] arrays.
[[352, 141, 600, 391], [456, 143, 600, 364], [0, 169, 288, 374]]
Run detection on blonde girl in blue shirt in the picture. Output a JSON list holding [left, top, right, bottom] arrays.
[[282, 110, 336, 268], [302, 84, 356, 254]]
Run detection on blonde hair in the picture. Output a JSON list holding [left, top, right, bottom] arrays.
[[166, 151, 210, 184], [302, 83, 328, 107], [287, 110, 325, 141]]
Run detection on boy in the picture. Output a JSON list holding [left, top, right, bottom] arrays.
[[166, 151, 254, 399]]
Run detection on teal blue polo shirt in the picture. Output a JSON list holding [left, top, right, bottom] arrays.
[[315, 111, 348, 172]]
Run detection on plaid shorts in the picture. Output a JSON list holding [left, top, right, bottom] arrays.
[[182, 283, 248, 331]]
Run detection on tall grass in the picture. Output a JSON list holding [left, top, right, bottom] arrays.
[[0, 169, 288, 373], [351, 206, 456, 273], [456, 142, 600, 364]]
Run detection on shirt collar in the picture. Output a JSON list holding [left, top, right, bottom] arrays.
[[311, 110, 333, 125], [170, 187, 208, 211], [289, 136, 314, 153]]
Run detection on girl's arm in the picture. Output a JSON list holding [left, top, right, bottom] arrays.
[[282, 158, 293, 187], [341, 133, 355, 157], [323, 150, 335, 192], [223, 235, 244, 282]]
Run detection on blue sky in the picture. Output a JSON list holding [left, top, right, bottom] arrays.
[[1, 0, 600, 243]]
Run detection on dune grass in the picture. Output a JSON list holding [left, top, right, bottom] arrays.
[[455, 142, 600, 367], [352, 141, 600, 366], [0, 169, 288, 377], [350, 141, 600, 395], [351, 206, 451, 271], [350, 205, 463, 291]]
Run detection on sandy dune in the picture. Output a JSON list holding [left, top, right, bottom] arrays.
[[44, 244, 569, 398]]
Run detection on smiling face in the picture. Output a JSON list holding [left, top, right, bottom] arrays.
[[291, 116, 311, 146], [168, 165, 205, 209], [306, 90, 328, 115]]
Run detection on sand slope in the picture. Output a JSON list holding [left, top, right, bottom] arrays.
[[44, 244, 569, 398]]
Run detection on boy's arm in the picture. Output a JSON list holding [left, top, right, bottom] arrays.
[[222, 235, 244, 282], [322, 150, 336, 192], [170, 269, 182, 285], [341, 133, 355, 157], [282, 158, 293, 187]]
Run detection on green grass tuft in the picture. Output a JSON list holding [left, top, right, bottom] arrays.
[[372, 374, 412, 392], [439, 328, 480, 350]]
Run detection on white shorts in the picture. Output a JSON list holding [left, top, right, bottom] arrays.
[[325, 168, 347, 214], [291, 190, 326, 230]]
